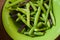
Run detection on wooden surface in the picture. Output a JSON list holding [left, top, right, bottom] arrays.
[[0, 0, 60, 40]]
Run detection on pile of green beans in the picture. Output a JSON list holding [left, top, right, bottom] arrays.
[[8, 0, 56, 37]]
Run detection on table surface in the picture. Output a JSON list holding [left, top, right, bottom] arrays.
[[0, 0, 60, 40]]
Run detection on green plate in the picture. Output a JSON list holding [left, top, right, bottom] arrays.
[[2, 0, 60, 40]]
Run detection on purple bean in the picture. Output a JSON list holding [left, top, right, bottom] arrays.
[[9, 10, 18, 20], [18, 24, 26, 32]]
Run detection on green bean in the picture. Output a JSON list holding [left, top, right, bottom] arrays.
[[24, 32, 35, 36], [37, 0, 43, 5], [16, 7, 27, 15], [34, 32, 44, 36], [45, 0, 52, 24], [37, 22, 43, 28], [17, 13, 32, 29], [40, 17, 45, 21], [44, 0, 49, 3], [31, 11, 36, 15], [44, 3, 49, 9], [49, 0, 55, 25], [34, 28, 48, 32], [17, 13, 27, 24], [50, 0, 55, 25], [26, 3, 30, 27], [29, 7, 41, 35], [50, 0, 53, 11], [29, 1, 37, 11], [8, 7, 13, 10], [40, 0, 43, 4], [34, 21, 50, 32], [31, 0, 37, 4], [47, 20, 50, 28], [22, 15, 26, 17], [50, 11, 56, 25], [42, 13, 46, 20], [38, 1, 46, 13], [16, 18, 20, 22], [6, 0, 25, 8], [8, 7, 16, 10], [33, 7, 41, 28], [21, 28, 25, 34], [30, 17, 34, 21], [24, 32, 29, 35], [34, 4, 38, 7]]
